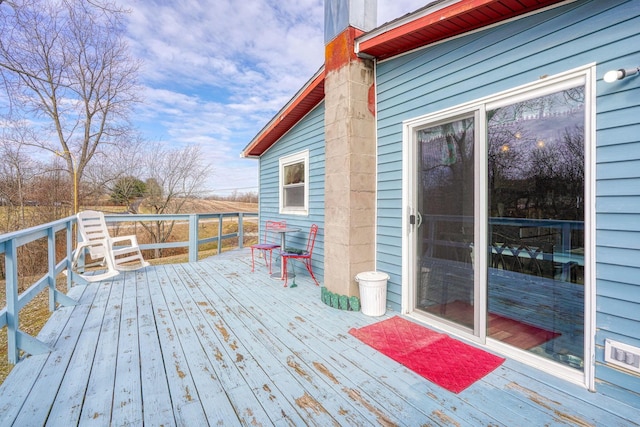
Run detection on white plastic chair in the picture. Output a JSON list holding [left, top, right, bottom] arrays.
[[71, 210, 149, 282]]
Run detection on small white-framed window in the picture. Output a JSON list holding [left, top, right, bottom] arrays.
[[279, 150, 309, 215]]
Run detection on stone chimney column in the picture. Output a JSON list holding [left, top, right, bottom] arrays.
[[323, 0, 377, 301]]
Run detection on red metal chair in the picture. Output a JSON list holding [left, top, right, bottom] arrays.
[[281, 224, 320, 287], [251, 220, 286, 274]]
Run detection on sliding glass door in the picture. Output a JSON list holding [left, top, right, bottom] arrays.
[[411, 76, 586, 372], [486, 87, 585, 369], [415, 115, 476, 333]]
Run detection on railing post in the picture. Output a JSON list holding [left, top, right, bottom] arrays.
[[189, 214, 199, 263], [75, 220, 86, 273], [5, 239, 19, 364], [217, 215, 223, 255], [238, 213, 244, 248], [48, 227, 56, 312], [66, 220, 73, 291], [562, 221, 571, 254]]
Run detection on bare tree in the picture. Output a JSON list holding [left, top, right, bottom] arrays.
[[81, 136, 146, 206], [0, 0, 141, 213], [33, 157, 69, 219], [139, 144, 212, 257], [0, 124, 42, 231]]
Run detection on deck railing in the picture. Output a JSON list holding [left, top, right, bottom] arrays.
[[0, 212, 257, 364], [422, 214, 584, 260]]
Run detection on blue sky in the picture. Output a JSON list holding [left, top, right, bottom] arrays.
[[124, 0, 428, 196]]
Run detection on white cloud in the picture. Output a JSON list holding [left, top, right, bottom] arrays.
[[123, 0, 428, 196]]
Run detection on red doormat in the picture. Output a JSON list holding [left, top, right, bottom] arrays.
[[425, 300, 561, 350], [349, 316, 504, 393]]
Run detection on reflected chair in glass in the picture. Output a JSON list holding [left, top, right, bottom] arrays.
[[280, 224, 320, 287], [492, 240, 554, 278], [251, 220, 286, 275]]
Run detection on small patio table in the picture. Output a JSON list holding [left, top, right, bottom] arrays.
[[271, 227, 301, 279]]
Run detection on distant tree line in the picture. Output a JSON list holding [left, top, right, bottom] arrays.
[[207, 191, 258, 204], [0, 0, 231, 234], [0, 1, 251, 278]]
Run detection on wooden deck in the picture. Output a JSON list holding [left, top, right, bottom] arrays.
[[0, 249, 637, 426]]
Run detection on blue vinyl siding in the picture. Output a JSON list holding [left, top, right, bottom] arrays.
[[375, 0, 640, 404], [258, 102, 325, 281]]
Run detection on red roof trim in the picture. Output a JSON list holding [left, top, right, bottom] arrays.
[[243, 0, 568, 157], [242, 69, 325, 158], [357, 0, 566, 60]]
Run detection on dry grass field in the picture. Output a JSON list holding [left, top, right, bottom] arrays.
[[0, 200, 257, 384]]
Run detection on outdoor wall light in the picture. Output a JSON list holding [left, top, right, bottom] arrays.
[[604, 66, 640, 83]]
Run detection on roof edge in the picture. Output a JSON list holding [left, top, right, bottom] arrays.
[[242, 0, 571, 159], [356, 0, 570, 60], [241, 67, 325, 158], [357, 0, 461, 46]]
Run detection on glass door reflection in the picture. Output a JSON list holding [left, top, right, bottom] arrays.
[[487, 87, 585, 369], [415, 115, 476, 332]]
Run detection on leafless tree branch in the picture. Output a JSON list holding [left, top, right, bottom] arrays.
[[0, 0, 141, 212]]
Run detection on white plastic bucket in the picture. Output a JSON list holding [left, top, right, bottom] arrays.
[[355, 271, 389, 316]]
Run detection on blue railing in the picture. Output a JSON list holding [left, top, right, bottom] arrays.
[[0, 212, 257, 364], [422, 214, 584, 257]]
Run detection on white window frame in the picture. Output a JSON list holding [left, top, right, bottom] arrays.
[[279, 150, 309, 215]]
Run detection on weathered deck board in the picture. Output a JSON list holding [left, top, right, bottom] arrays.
[[170, 263, 309, 425], [13, 278, 107, 426], [195, 262, 445, 424], [45, 278, 115, 425], [81, 274, 126, 425], [136, 269, 175, 427], [158, 264, 256, 425], [0, 249, 637, 426], [185, 262, 365, 425], [111, 270, 143, 425], [188, 263, 410, 425]]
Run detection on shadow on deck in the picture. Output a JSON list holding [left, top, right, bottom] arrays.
[[0, 249, 636, 426]]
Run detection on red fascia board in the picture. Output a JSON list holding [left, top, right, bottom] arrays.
[[243, 71, 325, 158], [358, 0, 564, 60], [242, 0, 565, 158]]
